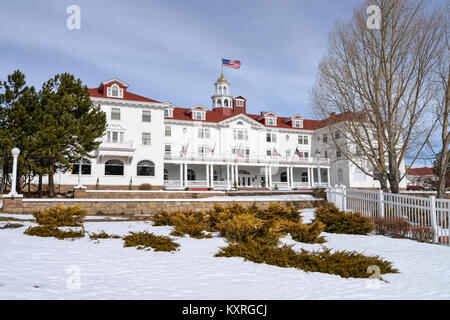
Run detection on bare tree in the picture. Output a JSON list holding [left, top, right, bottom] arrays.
[[433, 2, 450, 198], [311, 0, 445, 193]]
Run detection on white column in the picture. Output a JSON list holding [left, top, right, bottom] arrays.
[[327, 168, 331, 186], [308, 167, 312, 188], [226, 164, 231, 190], [290, 167, 294, 189], [206, 164, 210, 188], [184, 163, 188, 187], [264, 166, 268, 188], [8, 148, 20, 197], [179, 163, 183, 187], [268, 166, 273, 189], [231, 164, 235, 188], [75, 159, 85, 189], [235, 164, 239, 187], [210, 164, 214, 188]]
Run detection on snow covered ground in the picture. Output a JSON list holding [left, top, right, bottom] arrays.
[[1, 208, 450, 300]]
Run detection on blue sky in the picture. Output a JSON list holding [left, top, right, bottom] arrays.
[[1, 0, 372, 118]]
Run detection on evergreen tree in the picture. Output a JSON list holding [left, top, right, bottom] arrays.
[[37, 73, 106, 197]]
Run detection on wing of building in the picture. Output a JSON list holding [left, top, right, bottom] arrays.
[[53, 75, 407, 191]]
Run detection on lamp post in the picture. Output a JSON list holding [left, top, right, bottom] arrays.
[[315, 150, 321, 188], [74, 159, 85, 189], [8, 147, 20, 197]]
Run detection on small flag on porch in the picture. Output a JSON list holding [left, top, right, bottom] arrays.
[[210, 142, 216, 154], [272, 148, 282, 157], [181, 143, 188, 156], [295, 147, 303, 158], [237, 147, 245, 158]]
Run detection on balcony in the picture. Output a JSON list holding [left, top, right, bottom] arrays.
[[96, 140, 135, 158], [164, 153, 330, 166]]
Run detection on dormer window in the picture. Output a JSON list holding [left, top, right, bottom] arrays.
[[236, 100, 244, 107], [293, 119, 303, 128], [164, 108, 173, 118], [193, 111, 206, 120], [265, 117, 276, 126], [107, 84, 123, 98]]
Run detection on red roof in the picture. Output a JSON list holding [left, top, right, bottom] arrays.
[[88, 88, 161, 103], [407, 167, 434, 176], [168, 107, 321, 130]]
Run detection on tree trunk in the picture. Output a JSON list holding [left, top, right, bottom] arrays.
[[38, 173, 43, 198], [437, 148, 449, 198], [48, 160, 55, 198]]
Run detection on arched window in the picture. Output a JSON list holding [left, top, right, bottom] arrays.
[[224, 86, 228, 94], [187, 169, 196, 181], [137, 160, 155, 176], [111, 84, 119, 97], [71, 158, 91, 175], [164, 168, 168, 181], [217, 99, 222, 107], [301, 172, 308, 182], [224, 99, 229, 107], [337, 169, 344, 185], [280, 171, 287, 182], [105, 159, 124, 176]]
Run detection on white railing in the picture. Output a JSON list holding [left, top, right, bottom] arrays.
[[99, 140, 134, 150], [164, 154, 330, 166], [326, 185, 450, 246]]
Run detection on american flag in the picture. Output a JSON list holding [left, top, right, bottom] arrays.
[[210, 142, 216, 154], [272, 148, 282, 157], [222, 59, 241, 69], [181, 143, 188, 156], [237, 147, 245, 158], [295, 147, 303, 158]]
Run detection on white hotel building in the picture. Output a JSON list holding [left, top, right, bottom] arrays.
[[59, 76, 406, 190]]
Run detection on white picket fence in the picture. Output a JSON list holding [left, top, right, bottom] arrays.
[[326, 186, 450, 246]]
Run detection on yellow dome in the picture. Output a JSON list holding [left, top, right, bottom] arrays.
[[217, 74, 228, 83]]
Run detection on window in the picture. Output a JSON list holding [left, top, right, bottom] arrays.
[[324, 150, 328, 158], [286, 150, 291, 158], [165, 126, 171, 137], [165, 144, 171, 155], [193, 111, 206, 120], [105, 159, 124, 176], [266, 133, 277, 143], [107, 130, 124, 143], [280, 172, 287, 182], [142, 132, 151, 146], [198, 146, 207, 156], [217, 99, 222, 107], [198, 128, 210, 139], [356, 146, 363, 156], [293, 120, 303, 128], [142, 110, 151, 122], [336, 150, 342, 158], [266, 117, 276, 126], [137, 160, 155, 176], [107, 84, 123, 98], [164, 109, 173, 118], [266, 149, 272, 156], [71, 158, 91, 175], [335, 130, 341, 139], [323, 134, 328, 143], [337, 169, 344, 184], [236, 100, 244, 107], [164, 169, 168, 181], [187, 169, 196, 181], [298, 135, 308, 145], [301, 172, 308, 182], [111, 108, 121, 120], [286, 135, 290, 141], [224, 100, 229, 107], [234, 129, 248, 141]]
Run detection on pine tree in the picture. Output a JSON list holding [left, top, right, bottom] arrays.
[[37, 73, 106, 197]]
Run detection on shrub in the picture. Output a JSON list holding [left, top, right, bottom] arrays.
[[89, 230, 122, 240], [170, 211, 212, 239], [139, 183, 152, 190], [283, 220, 326, 244], [0, 222, 24, 229], [410, 226, 434, 243], [216, 242, 397, 279], [123, 231, 180, 251], [150, 211, 174, 226], [24, 225, 84, 240], [312, 188, 326, 199], [255, 203, 299, 223], [314, 203, 374, 235], [32, 205, 87, 227], [384, 217, 411, 238], [216, 214, 282, 246]]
